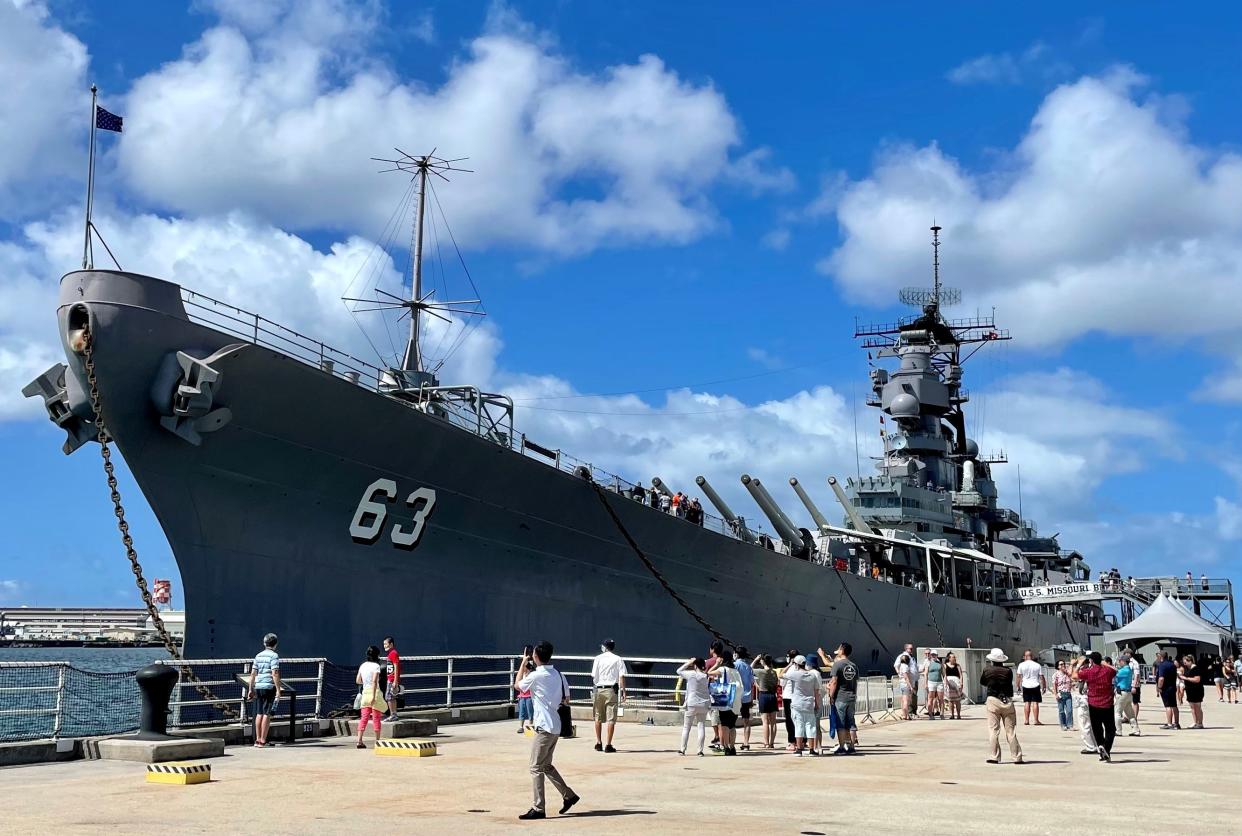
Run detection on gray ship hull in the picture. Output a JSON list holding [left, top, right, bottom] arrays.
[[52, 270, 1088, 668]]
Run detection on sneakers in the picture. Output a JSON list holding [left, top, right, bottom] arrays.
[[518, 809, 546, 820], [986, 758, 1000, 764], [355, 742, 365, 749], [1097, 745, 1111, 762], [846, 745, 857, 755], [678, 749, 685, 756], [559, 795, 580, 815], [1080, 748, 1097, 754], [593, 742, 603, 752], [832, 745, 848, 755], [516, 727, 525, 734], [604, 745, 616, 753], [1015, 755, 1025, 764]]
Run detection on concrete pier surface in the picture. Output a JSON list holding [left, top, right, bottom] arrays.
[[3, 706, 1238, 834]]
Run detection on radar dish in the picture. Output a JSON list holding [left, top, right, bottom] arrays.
[[899, 286, 961, 308]]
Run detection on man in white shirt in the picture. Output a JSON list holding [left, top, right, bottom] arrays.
[[1015, 649, 1046, 726], [895, 643, 919, 717], [590, 639, 627, 753], [516, 641, 580, 821]]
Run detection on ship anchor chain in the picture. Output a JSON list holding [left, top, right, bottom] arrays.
[[81, 327, 237, 720]]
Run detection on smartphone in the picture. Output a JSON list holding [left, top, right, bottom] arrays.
[[523, 644, 533, 656]]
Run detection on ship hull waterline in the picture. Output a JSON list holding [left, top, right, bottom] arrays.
[[54, 270, 1090, 668]]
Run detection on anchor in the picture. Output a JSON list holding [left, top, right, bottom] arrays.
[[151, 344, 248, 445]]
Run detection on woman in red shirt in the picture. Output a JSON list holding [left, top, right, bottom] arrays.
[[1072, 652, 1116, 762]]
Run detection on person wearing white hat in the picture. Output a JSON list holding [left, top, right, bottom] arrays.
[[780, 654, 822, 756], [979, 648, 1024, 764]]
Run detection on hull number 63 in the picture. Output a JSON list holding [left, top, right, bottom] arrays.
[[349, 478, 437, 549]]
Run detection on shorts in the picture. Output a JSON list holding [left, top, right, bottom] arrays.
[[592, 687, 619, 723], [1213, 677, 1225, 686], [927, 682, 944, 693], [517, 696, 533, 721], [253, 687, 277, 717], [1021, 686, 1043, 704], [1160, 689, 1178, 708], [790, 706, 818, 740], [898, 682, 911, 695], [757, 692, 778, 714], [1132, 687, 1142, 704], [834, 698, 856, 731], [739, 700, 752, 719], [718, 709, 737, 730]]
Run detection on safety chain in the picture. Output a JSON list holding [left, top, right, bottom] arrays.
[[589, 481, 740, 651], [82, 328, 237, 719]]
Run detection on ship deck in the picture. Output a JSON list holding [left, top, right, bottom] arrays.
[[4, 708, 1238, 834]]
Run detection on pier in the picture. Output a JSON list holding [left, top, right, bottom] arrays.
[[3, 707, 1239, 834]]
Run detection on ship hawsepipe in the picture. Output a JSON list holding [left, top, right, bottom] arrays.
[[36, 269, 1090, 668]]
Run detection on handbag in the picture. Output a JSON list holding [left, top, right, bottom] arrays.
[[557, 674, 575, 738], [353, 690, 364, 711]]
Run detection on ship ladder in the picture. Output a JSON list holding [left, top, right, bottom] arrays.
[[81, 327, 237, 719]]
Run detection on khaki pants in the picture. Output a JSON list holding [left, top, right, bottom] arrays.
[[529, 730, 574, 813], [1116, 691, 1138, 731], [985, 697, 1023, 762], [592, 687, 618, 723]]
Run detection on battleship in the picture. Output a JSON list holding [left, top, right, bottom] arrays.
[[24, 152, 1105, 670]]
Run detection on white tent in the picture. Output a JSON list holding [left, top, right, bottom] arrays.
[[1102, 593, 1228, 653]]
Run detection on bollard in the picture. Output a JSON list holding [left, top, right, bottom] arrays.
[[134, 664, 180, 741]]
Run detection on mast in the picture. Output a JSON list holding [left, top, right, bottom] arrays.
[[352, 149, 481, 390], [402, 159, 429, 372]]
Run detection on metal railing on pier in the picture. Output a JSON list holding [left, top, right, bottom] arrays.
[[3, 654, 962, 742]]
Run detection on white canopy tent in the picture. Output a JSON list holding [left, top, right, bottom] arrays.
[[1102, 593, 1228, 654]]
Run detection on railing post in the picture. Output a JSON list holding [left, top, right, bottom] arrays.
[[508, 657, 516, 704], [52, 663, 66, 739], [253, 313, 259, 342], [314, 660, 325, 718], [446, 658, 454, 707], [170, 666, 183, 730]]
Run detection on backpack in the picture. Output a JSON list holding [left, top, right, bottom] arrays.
[[709, 671, 737, 709]]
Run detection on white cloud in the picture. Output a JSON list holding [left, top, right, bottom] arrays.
[[1217, 497, 1242, 541], [821, 69, 1242, 351], [946, 52, 1021, 85], [760, 228, 790, 251], [112, 1, 757, 255], [0, 578, 22, 603], [745, 347, 783, 369], [977, 369, 1177, 521], [946, 42, 1061, 86], [0, 0, 90, 215]]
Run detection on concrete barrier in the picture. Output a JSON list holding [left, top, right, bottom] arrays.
[[0, 738, 77, 767]]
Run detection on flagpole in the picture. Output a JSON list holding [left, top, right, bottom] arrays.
[[82, 84, 98, 269]]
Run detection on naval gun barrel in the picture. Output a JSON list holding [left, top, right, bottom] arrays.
[[827, 476, 877, 535], [695, 475, 756, 543], [740, 475, 805, 553], [650, 477, 673, 497], [789, 477, 830, 530]]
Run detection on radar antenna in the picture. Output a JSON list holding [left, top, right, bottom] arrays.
[[343, 149, 481, 381], [899, 224, 961, 311]]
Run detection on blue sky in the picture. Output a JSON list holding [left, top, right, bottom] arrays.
[[2, 0, 1241, 614]]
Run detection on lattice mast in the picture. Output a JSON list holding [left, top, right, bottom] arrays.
[[347, 149, 480, 381]]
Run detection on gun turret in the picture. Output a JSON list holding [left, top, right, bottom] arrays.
[[827, 476, 878, 535], [741, 474, 807, 557], [789, 477, 830, 530], [650, 477, 673, 498], [695, 475, 756, 543]]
